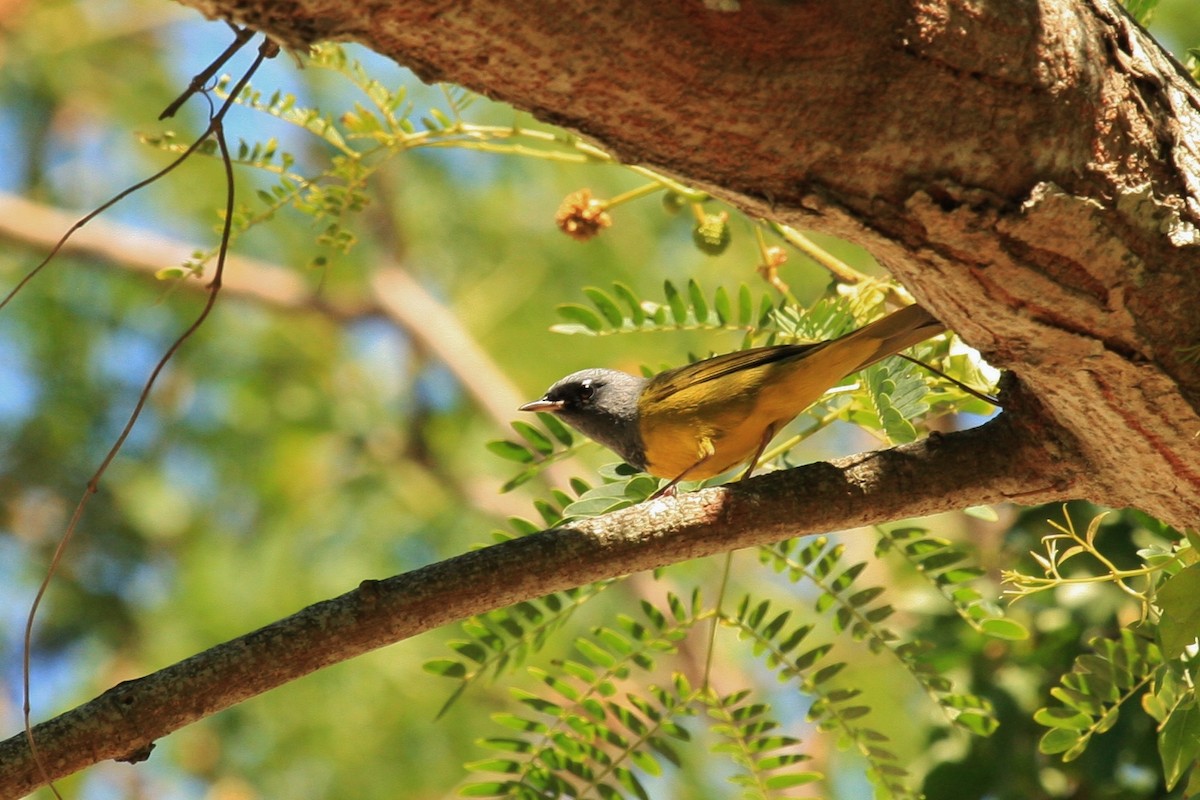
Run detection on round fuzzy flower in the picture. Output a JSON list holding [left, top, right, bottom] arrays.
[[555, 189, 612, 242]]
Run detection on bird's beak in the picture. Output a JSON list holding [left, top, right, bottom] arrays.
[[519, 398, 563, 412]]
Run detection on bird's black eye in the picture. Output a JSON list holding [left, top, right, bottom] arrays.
[[578, 380, 596, 403]]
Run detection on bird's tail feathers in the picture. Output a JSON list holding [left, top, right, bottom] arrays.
[[848, 304, 945, 370]]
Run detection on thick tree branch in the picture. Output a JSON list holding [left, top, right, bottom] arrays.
[[0, 406, 1074, 797], [173, 0, 1200, 527]]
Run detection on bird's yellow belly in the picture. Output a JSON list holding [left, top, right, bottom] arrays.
[[636, 341, 874, 482], [640, 411, 776, 480]]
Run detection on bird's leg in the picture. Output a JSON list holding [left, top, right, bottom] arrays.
[[650, 455, 712, 499], [737, 423, 778, 482], [649, 438, 717, 499]]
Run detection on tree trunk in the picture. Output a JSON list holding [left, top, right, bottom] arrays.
[[180, 0, 1200, 527]]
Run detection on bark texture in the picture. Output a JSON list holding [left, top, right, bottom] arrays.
[[179, 0, 1200, 527]]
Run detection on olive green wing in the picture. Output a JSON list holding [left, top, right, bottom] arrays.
[[641, 341, 829, 405]]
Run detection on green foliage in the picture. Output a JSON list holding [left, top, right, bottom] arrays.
[[454, 585, 921, 799], [430, 519, 1012, 797], [1156, 563, 1200, 659], [550, 280, 780, 338], [1123, 0, 1162, 24], [1147, 667, 1200, 794], [1003, 506, 1191, 619], [706, 690, 820, 797], [1034, 630, 1162, 761], [139, 41, 760, 284], [487, 413, 579, 492], [762, 535, 1001, 737], [856, 358, 928, 444], [998, 506, 1200, 795], [461, 593, 702, 799], [877, 526, 1028, 640], [427, 587, 611, 719], [729, 588, 915, 798]]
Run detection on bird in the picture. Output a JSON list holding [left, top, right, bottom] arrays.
[[520, 303, 945, 494]]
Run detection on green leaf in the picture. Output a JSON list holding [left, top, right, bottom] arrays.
[[1093, 704, 1120, 734], [612, 282, 646, 326], [511, 421, 554, 455], [465, 757, 522, 774], [452, 640, 489, 663], [554, 303, 604, 333], [916, 551, 967, 572], [980, 617, 1030, 640], [757, 294, 774, 327], [811, 662, 845, 685], [765, 771, 822, 789], [664, 280, 688, 323], [423, 658, 468, 678], [1157, 563, 1200, 658], [486, 440, 534, 463], [562, 494, 635, 518], [1034, 706, 1092, 730], [575, 637, 616, 668], [955, 712, 999, 736], [459, 780, 511, 796], [737, 284, 753, 327], [713, 285, 732, 324], [491, 712, 548, 733], [1039, 727, 1083, 755], [540, 413, 575, 446], [583, 286, 625, 328], [1161, 704, 1200, 790], [687, 279, 709, 324]]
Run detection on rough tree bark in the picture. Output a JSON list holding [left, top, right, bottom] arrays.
[[179, 0, 1200, 528], [2, 0, 1199, 795]]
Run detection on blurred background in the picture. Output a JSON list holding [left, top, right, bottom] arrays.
[[1, 2, 1198, 798]]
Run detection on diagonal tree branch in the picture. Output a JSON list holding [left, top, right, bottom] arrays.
[[0, 192, 529, 426], [0, 402, 1078, 798], [0, 191, 577, 509]]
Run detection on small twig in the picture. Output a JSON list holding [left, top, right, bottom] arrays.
[[753, 224, 796, 302], [769, 222, 871, 285], [159, 23, 256, 120], [0, 37, 259, 314], [703, 552, 733, 693], [602, 181, 663, 209], [21, 37, 275, 797]]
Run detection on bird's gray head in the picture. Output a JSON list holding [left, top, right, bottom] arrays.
[[519, 368, 648, 470]]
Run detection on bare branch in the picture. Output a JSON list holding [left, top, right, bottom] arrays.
[[0, 193, 527, 431], [0, 406, 1075, 798], [0, 191, 571, 502]]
